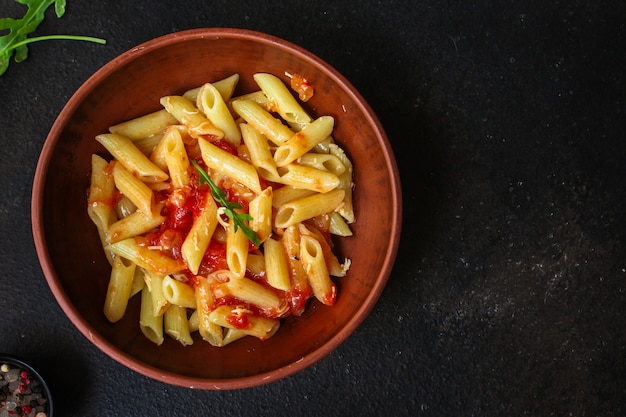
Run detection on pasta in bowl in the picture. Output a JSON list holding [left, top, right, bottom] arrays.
[[32, 28, 401, 389]]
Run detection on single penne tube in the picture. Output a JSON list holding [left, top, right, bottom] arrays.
[[274, 189, 345, 229], [229, 90, 270, 110], [300, 234, 336, 306], [248, 187, 273, 243], [297, 153, 346, 176], [208, 305, 280, 340], [273, 116, 334, 166], [221, 328, 248, 346], [162, 126, 191, 189], [143, 270, 169, 316], [107, 238, 186, 275], [329, 143, 355, 223], [181, 195, 218, 275], [271, 185, 315, 208], [149, 125, 187, 171], [139, 286, 164, 345], [246, 253, 265, 277], [160, 95, 224, 139], [329, 211, 353, 237], [164, 304, 194, 346], [312, 136, 334, 153], [281, 225, 310, 293], [114, 195, 136, 219], [87, 154, 115, 232], [198, 138, 262, 194], [133, 133, 164, 156], [231, 99, 294, 145], [217, 274, 282, 313], [195, 275, 223, 346], [298, 223, 346, 277], [109, 109, 178, 140], [88, 156, 117, 263], [240, 123, 279, 180], [129, 266, 145, 298], [184, 73, 240, 103], [162, 275, 196, 309], [253, 73, 312, 124], [111, 161, 155, 216], [188, 310, 199, 333], [106, 205, 165, 243], [275, 164, 340, 193], [263, 237, 291, 291], [103, 256, 136, 323], [197, 82, 241, 147], [226, 217, 249, 279], [96, 133, 169, 182]]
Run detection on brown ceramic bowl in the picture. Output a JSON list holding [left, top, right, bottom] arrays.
[[31, 28, 401, 389]]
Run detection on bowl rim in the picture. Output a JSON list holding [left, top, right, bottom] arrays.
[[31, 27, 402, 389], [0, 354, 54, 415]]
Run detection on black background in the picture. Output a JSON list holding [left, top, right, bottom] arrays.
[[1, 1, 625, 416]]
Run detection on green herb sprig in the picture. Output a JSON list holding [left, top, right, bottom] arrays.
[[191, 160, 261, 246], [0, 0, 106, 77]]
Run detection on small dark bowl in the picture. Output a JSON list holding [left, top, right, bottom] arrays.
[[0, 354, 53, 416], [31, 28, 402, 389]]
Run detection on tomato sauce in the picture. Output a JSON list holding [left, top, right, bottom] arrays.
[[135, 142, 324, 325]]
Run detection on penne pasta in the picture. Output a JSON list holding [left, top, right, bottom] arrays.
[[107, 238, 186, 275], [103, 256, 136, 323], [160, 95, 225, 139], [300, 235, 336, 306], [162, 126, 191, 189], [273, 116, 334, 167], [111, 161, 155, 216], [329, 211, 353, 237], [263, 237, 291, 291], [139, 286, 165, 345], [271, 185, 315, 208], [274, 189, 345, 229], [195, 275, 223, 346], [129, 266, 145, 298], [215, 273, 283, 315], [143, 270, 169, 316], [162, 275, 196, 309], [222, 328, 248, 346], [253, 73, 312, 124], [297, 153, 346, 176], [184, 73, 240, 103], [226, 216, 249, 279], [133, 133, 164, 156], [281, 225, 310, 294], [198, 137, 262, 194], [248, 187, 273, 243], [329, 143, 355, 223], [197, 82, 241, 147], [106, 205, 165, 243], [231, 99, 294, 145], [88, 155, 116, 263], [229, 90, 270, 110], [96, 133, 168, 182], [109, 109, 178, 140], [240, 123, 279, 180], [91, 72, 355, 347], [164, 304, 194, 346], [275, 164, 340, 193], [208, 305, 280, 340], [181, 194, 218, 275]]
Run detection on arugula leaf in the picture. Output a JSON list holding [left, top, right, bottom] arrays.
[[191, 160, 261, 246], [0, 0, 106, 76]]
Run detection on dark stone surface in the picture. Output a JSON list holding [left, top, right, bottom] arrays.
[[1, 1, 624, 415]]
